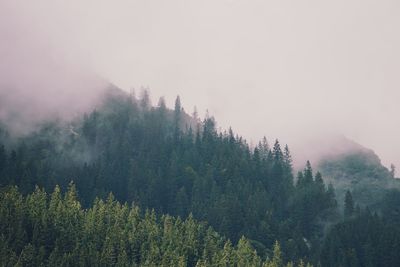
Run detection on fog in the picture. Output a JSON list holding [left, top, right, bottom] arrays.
[[0, 1, 107, 134], [1, 0, 399, 169]]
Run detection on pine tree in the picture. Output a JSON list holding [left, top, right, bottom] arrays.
[[140, 88, 151, 110], [344, 190, 354, 219], [303, 161, 313, 185], [236, 236, 261, 266], [157, 97, 168, 124], [314, 172, 325, 192], [158, 96, 167, 110], [296, 172, 305, 187], [283, 145, 293, 171], [174, 95, 182, 119], [174, 95, 182, 141], [390, 164, 396, 178], [273, 140, 283, 162], [271, 240, 283, 267], [219, 240, 235, 266]]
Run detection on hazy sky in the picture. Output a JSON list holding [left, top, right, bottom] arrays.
[[1, 0, 399, 169]]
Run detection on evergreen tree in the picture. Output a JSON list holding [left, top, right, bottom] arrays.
[[283, 145, 292, 171], [390, 164, 396, 178], [303, 161, 313, 185], [344, 190, 354, 219], [140, 88, 151, 110], [0, 185, 314, 266]]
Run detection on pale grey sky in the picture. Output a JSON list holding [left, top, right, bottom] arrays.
[[1, 0, 399, 169]]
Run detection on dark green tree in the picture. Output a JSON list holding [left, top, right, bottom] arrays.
[[344, 190, 354, 219]]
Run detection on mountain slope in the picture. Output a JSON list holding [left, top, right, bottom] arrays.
[[0, 87, 337, 263], [0, 184, 297, 267], [1, 87, 400, 266], [317, 137, 400, 210]]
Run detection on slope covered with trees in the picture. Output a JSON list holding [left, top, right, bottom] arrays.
[[321, 196, 400, 267], [0, 184, 308, 267], [1, 87, 400, 266], [0, 88, 337, 263], [318, 145, 400, 211]]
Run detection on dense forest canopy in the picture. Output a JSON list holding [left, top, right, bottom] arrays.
[[1, 87, 400, 266], [0, 184, 307, 267], [318, 146, 400, 211]]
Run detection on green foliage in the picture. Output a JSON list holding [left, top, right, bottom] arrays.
[[344, 190, 354, 219], [2, 89, 399, 265], [0, 90, 335, 263], [321, 208, 400, 267], [0, 186, 310, 267], [318, 149, 400, 211]]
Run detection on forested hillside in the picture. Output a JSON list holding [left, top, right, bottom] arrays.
[[0, 184, 310, 267], [1, 87, 400, 266], [318, 145, 400, 211]]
